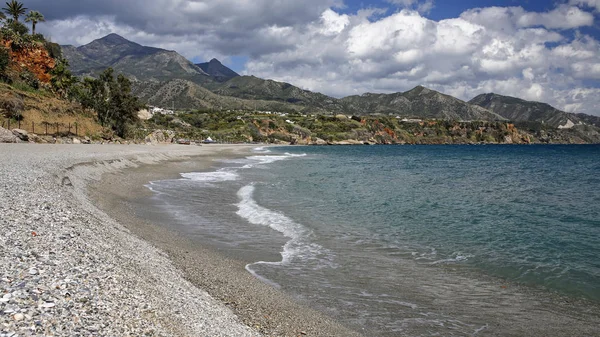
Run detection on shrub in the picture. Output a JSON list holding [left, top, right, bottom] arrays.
[[0, 94, 24, 119], [0, 46, 9, 76], [19, 70, 39, 89]]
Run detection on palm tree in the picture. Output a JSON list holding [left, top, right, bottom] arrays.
[[3, 1, 26, 22], [25, 10, 44, 34]]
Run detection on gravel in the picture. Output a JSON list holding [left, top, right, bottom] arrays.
[[0, 144, 260, 337]]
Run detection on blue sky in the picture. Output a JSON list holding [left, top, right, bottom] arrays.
[[30, 0, 600, 115]]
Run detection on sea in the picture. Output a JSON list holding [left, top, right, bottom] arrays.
[[142, 145, 600, 336]]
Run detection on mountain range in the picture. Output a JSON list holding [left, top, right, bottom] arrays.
[[61, 34, 599, 129]]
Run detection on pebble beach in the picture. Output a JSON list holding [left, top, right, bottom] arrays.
[[0, 144, 359, 337]]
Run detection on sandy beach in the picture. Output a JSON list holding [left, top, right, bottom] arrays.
[[0, 144, 360, 337]]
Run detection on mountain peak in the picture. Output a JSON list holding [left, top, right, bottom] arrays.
[[404, 85, 434, 98], [196, 58, 239, 82], [94, 33, 137, 46]]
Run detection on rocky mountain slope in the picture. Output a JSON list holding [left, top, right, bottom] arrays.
[[133, 79, 315, 113], [207, 75, 344, 111], [196, 58, 239, 82], [61, 34, 212, 83], [469, 93, 598, 128]]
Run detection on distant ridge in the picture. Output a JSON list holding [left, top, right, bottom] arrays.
[[469, 93, 599, 128], [339, 85, 505, 121]]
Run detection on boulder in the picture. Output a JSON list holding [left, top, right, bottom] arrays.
[[72, 138, 81, 144], [11, 129, 29, 141], [0, 127, 19, 143], [145, 129, 176, 144], [313, 138, 327, 145], [137, 109, 152, 120], [28, 133, 44, 143]]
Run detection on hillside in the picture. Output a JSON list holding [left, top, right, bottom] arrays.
[[132, 79, 314, 113], [469, 93, 586, 128], [0, 83, 104, 140], [149, 110, 600, 145], [207, 75, 344, 112], [341, 86, 505, 120]]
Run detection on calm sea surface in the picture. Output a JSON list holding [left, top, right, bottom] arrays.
[[143, 145, 600, 336]]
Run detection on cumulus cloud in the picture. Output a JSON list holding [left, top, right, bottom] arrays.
[[27, 0, 600, 116], [570, 0, 600, 12], [460, 5, 593, 31], [245, 6, 600, 115]]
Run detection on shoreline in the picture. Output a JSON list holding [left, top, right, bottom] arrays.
[[4, 143, 599, 336], [0, 144, 359, 337], [85, 146, 362, 336]]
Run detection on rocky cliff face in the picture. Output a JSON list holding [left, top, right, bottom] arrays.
[[4, 40, 56, 83]]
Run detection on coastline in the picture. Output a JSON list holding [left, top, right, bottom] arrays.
[[0, 143, 359, 337], [87, 145, 361, 336]]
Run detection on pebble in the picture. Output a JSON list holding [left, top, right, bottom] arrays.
[[0, 144, 260, 337]]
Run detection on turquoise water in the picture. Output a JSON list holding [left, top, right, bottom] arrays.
[[146, 145, 600, 335]]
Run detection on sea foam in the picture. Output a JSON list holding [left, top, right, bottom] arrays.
[[236, 184, 335, 282], [180, 170, 239, 182]]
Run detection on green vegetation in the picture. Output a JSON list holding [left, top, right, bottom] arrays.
[[3, 0, 26, 22], [0, 2, 143, 140], [24, 10, 43, 35], [73, 68, 143, 138], [144, 109, 539, 145]]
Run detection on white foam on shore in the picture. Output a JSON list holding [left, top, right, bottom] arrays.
[[252, 146, 271, 153], [236, 184, 334, 281], [180, 170, 239, 182], [244, 153, 307, 167]]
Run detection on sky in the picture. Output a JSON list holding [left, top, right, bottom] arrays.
[[24, 0, 600, 116]]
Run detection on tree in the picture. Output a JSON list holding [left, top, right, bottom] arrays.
[[3, 1, 26, 22], [50, 58, 77, 98], [4, 18, 28, 35], [76, 68, 143, 137], [24, 10, 43, 35]]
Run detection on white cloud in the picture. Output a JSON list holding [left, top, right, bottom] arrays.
[[244, 5, 600, 116], [460, 5, 594, 31], [570, 0, 600, 12], [516, 5, 594, 29]]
